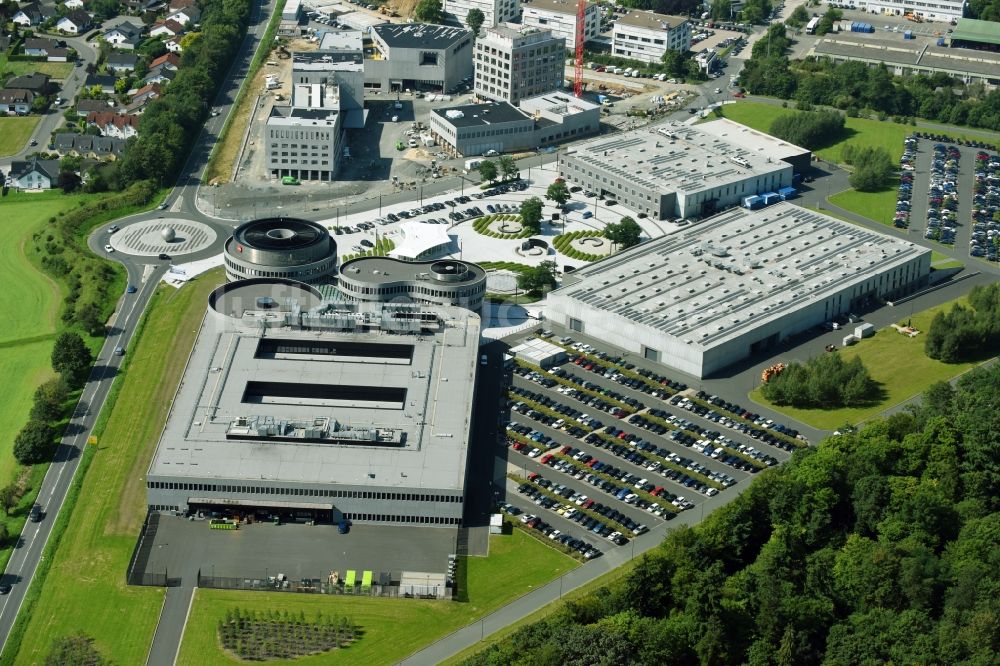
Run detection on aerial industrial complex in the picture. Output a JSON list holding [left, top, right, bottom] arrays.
[[338, 257, 488, 311], [545, 203, 932, 378], [145, 279, 481, 525], [223, 218, 339, 283], [558, 120, 810, 220]]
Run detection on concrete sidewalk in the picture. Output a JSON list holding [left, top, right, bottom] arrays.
[[146, 586, 195, 666]]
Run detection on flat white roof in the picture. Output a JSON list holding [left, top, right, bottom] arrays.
[[510, 338, 565, 366], [319, 29, 364, 50], [695, 118, 811, 162], [390, 221, 454, 260], [551, 203, 930, 351]]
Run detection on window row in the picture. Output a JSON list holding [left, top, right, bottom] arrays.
[[343, 513, 461, 525], [148, 480, 462, 503]]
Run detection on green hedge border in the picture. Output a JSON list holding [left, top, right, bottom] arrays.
[[472, 215, 534, 239], [553, 231, 607, 262]]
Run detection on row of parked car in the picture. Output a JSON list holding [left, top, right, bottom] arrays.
[[972, 151, 1000, 261], [509, 386, 605, 433], [925, 142, 961, 245], [503, 502, 603, 560], [682, 392, 804, 451], [629, 412, 774, 472], [518, 475, 631, 546], [896, 136, 918, 229], [515, 365, 643, 418]]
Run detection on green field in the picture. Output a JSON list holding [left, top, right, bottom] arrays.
[[827, 183, 899, 226], [7, 272, 226, 666], [176, 529, 576, 665], [0, 56, 74, 80], [0, 116, 41, 157], [750, 297, 981, 430]]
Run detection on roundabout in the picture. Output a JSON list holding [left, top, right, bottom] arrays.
[[108, 218, 218, 257]]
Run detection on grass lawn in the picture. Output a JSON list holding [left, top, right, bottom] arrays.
[[176, 530, 577, 665], [0, 59, 74, 80], [9, 271, 226, 666], [827, 182, 899, 226], [0, 116, 41, 157], [749, 297, 980, 430]]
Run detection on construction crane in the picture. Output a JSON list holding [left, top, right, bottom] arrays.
[[573, 0, 585, 97]]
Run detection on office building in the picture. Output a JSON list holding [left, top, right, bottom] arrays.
[[265, 105, 344, 181], [521, 0, 601, 52], [223, 218, 338, 283], [445, 0, 520, 29], [146, 280, 481, 525], [338, 257, 487, 310], [558, 123, 797, 220], [836, 0, 965, 21], [364, 23, 473, 93], [612, 10, 691, 63], [545, 203, 931, 378], [290, 46, 365, 118], [474, 24, 565, 105], [429, 91, 599, 157]]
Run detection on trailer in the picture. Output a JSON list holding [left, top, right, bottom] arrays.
[[742, 195, 764, 210], [778, 186, 797, 200], [761, 192, 781, 206]]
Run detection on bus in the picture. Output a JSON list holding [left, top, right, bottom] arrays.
[[806, 16, 820, 34]]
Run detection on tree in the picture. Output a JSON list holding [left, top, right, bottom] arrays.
[[413, 0, 443, 23], [604, 216, 642, 249], [45, 633, 110, 666], [786, 4, 810, 26], [51, 331, 94, 388], [498, 155, 518, 181], [709, 0, 732, 20], [14, 420, 55, 465], [815, 7, 842, 36], [520, 197, 543, 234], [466, 7, 485, 36], [477, 159, 497, 183], [0, 484, 18, 517], [849, 146, 894, 192], [31, 377, 69, 423], [516, 261, 558, 295], [545, 178, 570, 208]]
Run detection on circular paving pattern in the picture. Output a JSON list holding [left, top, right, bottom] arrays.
[[569, 236, 613, 256], [109, 218, 218, 257]]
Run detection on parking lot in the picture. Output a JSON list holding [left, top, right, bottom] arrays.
[[137, 515, 458, 582], [496, 330, 802, 560], [901, 133, 999, 263]]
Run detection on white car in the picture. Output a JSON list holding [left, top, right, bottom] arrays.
[[103, 244, 114, 253]]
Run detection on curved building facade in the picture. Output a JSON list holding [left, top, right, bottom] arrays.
[[224, 217, 338, 283], [338, 257, 487, 311]]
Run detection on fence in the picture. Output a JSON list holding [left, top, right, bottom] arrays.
[[126, 511, 160, 586], [197, 571, 451, 599]]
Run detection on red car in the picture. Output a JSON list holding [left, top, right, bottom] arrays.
[[512, 442, 526, 451], [733, 92, 745, 98]]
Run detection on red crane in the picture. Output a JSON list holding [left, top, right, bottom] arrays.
[[573, 0, 585, 97]]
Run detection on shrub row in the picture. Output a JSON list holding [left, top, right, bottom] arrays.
[[473, 214, 532, 239], [553, 231, 604, 262]]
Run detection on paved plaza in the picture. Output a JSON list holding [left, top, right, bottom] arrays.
[[109, 219, 218, 257]]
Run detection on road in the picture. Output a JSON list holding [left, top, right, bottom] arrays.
[[0, 0, 275, 658]]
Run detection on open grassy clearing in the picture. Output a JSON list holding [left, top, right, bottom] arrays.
[[8, 271, 225, 666], [177, 530, 576, 665], [0, 59, 73, 80], [749, 296, 980, 430], [0, 116, 41, 157], [827, 181, 899, 226]]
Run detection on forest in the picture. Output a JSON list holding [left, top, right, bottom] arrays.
[[739, 24, 1000, 132], [464, 363, 1000, 666], [925, 282, 1000, 363]]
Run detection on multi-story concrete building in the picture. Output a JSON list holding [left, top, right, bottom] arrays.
[[364, 23, 473, 93], [445, 0, 520, 29], [831, 0, 965, 21], [290, 46, 365, 120], [558, 121, 805, 220], [612, 10, 691, 63], [545, 203, 931, 378], [521, 0, 601, 52], [338, 257, 487, 311], [146, 279, 481, 527], [223, 218, 338, 283], [429, 91, 599, 157], [473, 25, 565, 104], [265, 105, 343, 182]]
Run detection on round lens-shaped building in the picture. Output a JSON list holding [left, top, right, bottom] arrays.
[[338, 257, 487, 311], [224, 218, 338, 283]]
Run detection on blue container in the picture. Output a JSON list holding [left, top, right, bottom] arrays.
[[937, 37, 945, 46], [761, 192, 781, 205], [743, 195, 763, 209], [778, 186, 797, 200]]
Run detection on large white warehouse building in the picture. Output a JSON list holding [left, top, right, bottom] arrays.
[[544, 203, 931, 378]]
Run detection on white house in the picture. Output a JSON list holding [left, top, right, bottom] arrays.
[[8, 158, 59, 189], [56, 10, 91, 35], [12, 6, 41, 27], [103, 22, 143, 50], [86, 111, 140, 139], [166, 5, 200, 25], [611, 10, 692, 64], [0, 89, 35, 115], [150, 19, 185, 38], [165, 38, 183, 53]]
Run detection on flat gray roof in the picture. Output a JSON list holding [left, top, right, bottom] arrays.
[[615, 10, 688, 31], [695, 118, 811, 162], [149, 283, 481, 491], [552, 203, 930, 350], [811, 36, 1000, 78], [563, 122, 789, 194], [340, 257, 486, 285]]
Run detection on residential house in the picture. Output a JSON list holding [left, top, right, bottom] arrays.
[[164, 38, 183, 53], [123, 0, 159, 10], [86, 111, 140, 139], [7, 73, 52, 95], [53, 133, 126, 160], [38, 4, 59, 22], [23, 38, 70, 61], [107, 52, 138, 73], [84, 74, 117, 94], [75, 98, 115, 116], [55, 9, 91, 34], [0, 89, 35, 114], [148, 52, 180, 73], [150, 19, 185, 38], [143, 68, 175, 86], [166, 5, 200, 25], [12, 4, 41, 27], [103, 22, 142, 50], [126, 82, 160, 113], [8, 157, 60, 189]]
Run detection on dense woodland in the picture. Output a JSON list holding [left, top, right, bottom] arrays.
[[925, 282, 1000, 363], [740, 24, 1000, 132], [465, 363, 1000, 666], [760, 353, 879, 408]]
